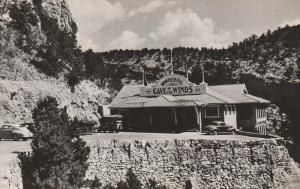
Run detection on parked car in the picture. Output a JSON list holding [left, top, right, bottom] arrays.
[[203, 121, 235, 135], [20, 122, 36, 134], [98, 115, 123, 133], [0, 124, 33, 141]]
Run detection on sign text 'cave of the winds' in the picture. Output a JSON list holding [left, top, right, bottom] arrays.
[[140, 74, 207, 97]]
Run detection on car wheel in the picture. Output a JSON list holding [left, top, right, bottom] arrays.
[[23, 138, 28, 141], [213, 130, 218, 135], [13, 135, 19, 141]]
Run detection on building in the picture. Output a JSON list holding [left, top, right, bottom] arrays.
[[110, 73, 270, 134]]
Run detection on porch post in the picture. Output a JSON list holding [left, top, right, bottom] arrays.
[[195, 107, 202, 132], [148, 109, 153, 125], [199, 107, 202, 133], [172, 108, 178, 125]]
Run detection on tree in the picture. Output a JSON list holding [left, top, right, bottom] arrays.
[[18, 96, 90, 189], [184, 180, 192, 189]]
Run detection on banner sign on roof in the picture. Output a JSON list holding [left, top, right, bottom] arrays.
[[140, 74, 207, 97]]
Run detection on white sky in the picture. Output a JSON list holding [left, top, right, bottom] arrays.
[[67, 0, 300, 52]]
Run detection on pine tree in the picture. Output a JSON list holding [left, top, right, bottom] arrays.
[[18, 96, 90, 189]]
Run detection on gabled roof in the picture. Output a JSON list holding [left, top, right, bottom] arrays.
[[210, 84, 270, 104], [110, 83, 270, 109]]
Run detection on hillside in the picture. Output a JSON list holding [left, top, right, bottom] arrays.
[[0, 0, 300, 143], [82, 25, 300, 143], [0, 80, 109, 124], [0, 0, 109, 124]]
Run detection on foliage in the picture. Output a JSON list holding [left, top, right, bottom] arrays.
[[8, 0, 41, 53], [18, 96, 90, 189], [146, 179, 168, 189], [71, 117, 97, 135], [90, 176, 102, 189], [81, 25, 300, 148], [103, 169, 168, 189], [122, 168, 142, 189], [184, 180, 192, 189]]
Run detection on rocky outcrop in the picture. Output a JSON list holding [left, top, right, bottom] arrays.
[[86, 139, 294, 189], [0, 0, 76, 34], [0, 79, 109, 124], [0, 0, 109, 123]]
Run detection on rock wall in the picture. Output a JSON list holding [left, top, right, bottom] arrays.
[[86, 139, 292, 189], [0, 79, 109, 124]]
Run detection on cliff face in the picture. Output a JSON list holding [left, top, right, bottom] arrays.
[[0, 80, 110, 124], [0, 0, 78, 78], [0, 0, 76, 39], [0, 0, 107, 124]]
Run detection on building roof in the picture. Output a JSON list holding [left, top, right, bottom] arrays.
[[110, 82, 270, 109], [210, 84, 270, 104]]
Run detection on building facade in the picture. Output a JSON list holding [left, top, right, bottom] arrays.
[[110, 74, 269, 133]]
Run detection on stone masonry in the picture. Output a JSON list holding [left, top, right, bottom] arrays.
[[85, 139, 292, 189]]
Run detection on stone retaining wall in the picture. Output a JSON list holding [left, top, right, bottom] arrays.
[[85, 139, 292, 189]]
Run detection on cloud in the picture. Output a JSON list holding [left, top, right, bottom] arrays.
[[128, 0, 176, 17], [106, 31, 146, 50], [77, 33, 100, 51], [68, 0, 126, 31], [150, 9, 231, 48], [280, 19, 300, 27], [68, 0, 126, 51]]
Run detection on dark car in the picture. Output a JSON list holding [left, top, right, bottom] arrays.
[[0, 124, 33, 141], [203, 121, 235, 135], [98, 115, 123, 133]]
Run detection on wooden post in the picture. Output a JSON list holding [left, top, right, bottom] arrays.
[[195, 107, 202, 132], [148, 109, 153, 125], [172, 108, 178, 125]]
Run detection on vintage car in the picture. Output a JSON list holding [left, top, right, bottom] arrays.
[[203, 121, 235, 135], [98, 115, 123, 133], [0, 124, 33, 141]]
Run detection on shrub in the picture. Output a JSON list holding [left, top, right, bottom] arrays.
[[123, 168, 142, 189], [146, 179, 167, 189], [184, 180, 192, 189], [18, 96, 90, 189], [90, 176, 102, 189], [104, 169, 168, 189]]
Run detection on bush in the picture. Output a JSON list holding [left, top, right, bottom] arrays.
[[18, 96, 90, 189], [104, 169, 168, 189], [90, 176, 102, 189], [121, 168, 142, 189], [71, 117, 97, 135], [146, 179, 167, 189], [184, 180, 192, 189]]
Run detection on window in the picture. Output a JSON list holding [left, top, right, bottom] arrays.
[[1, 125, 9, 129], [205, 106, 220, 118]]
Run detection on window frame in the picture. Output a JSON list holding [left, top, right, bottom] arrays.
[[205, 106, 220, 118]]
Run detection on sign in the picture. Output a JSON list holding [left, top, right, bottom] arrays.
[[140, 74, 207, 97]]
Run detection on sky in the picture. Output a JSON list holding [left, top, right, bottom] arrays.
[[67, 0, 300, 52]]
